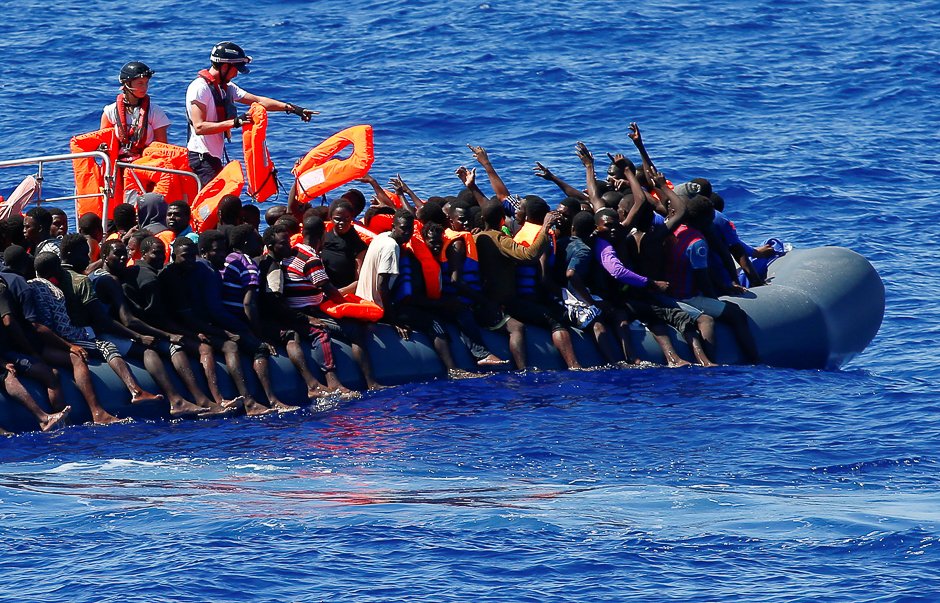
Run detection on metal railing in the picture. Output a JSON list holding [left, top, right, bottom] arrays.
[[0, 151, 202, 231], [116, 161, 201, 206], [0, 150, 114, 205]]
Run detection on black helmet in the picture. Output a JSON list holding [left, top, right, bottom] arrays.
[[210, 41, 252, 73], [119, 61, 155, 82]]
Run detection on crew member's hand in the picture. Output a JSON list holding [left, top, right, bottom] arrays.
[[232, 113, 252, 128], [285, 103, 318, 122]]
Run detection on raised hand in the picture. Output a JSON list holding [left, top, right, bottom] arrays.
[[533, 161, 555, 180], [628, 122, 642, 144], [467, 144, 490, 166], [389, 175, 406, 193], [575, 141, 594, 167], [455, 166, 476, 187]]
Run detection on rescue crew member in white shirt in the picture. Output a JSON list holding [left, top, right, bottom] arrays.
[[186, 41, 317, 186]]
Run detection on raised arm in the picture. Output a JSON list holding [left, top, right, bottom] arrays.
[[390, 175, 424, 208], [533, 161, 587, 201], [357, 174, 403, 212], [238, 92, 318, 121], [455, 166, 489, 206], [575, 142, 604, 213], [628, 122, 656, 175], [468, 144, 511, 201]]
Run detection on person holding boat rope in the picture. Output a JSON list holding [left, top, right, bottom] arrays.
[[186, 41, 317, 187]]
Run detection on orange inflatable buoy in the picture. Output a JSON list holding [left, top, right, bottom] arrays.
[[191, 160, 244, 233], [319, 292, 383, 322], [70, 128, 120, 219], [292, 125, 374, 203], [242, 103, 277, 203]]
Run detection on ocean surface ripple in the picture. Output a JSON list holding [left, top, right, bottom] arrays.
[[0, 0, 937, 601]]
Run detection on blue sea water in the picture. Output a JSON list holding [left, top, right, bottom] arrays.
[[0, 0, 938, 601]]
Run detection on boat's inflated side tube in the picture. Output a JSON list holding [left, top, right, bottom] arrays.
[[0, 247, 884, 433]]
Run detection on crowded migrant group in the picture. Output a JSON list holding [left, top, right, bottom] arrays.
[[0, 42, 779, 432]]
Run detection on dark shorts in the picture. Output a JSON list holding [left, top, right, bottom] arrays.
[[188, 151, 224, 188], [504, 298, 568, 333], [388, 306, 449, 339]]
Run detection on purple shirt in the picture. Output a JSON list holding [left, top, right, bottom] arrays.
[[594, 237, 648, 288]]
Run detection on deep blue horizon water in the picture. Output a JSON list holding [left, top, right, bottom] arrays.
[[1, 0, 938, 601]]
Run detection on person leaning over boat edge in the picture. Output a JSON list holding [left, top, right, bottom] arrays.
[[186, 41, 317, 186], [101, 61, 170, 162]]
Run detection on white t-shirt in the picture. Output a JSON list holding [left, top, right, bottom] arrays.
[[355, 232, 400, 308], [185, 76, 247, 159], [102, 100, 170, 153]]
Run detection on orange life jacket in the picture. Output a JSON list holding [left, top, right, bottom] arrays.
[[319, 292, 383, 322], [191, 160, 244, 233], [114, 93, 150, 161], [441, 229, 478, 262], [364, 213, 393, 234], [70, 128, 121, 219], [292, 125, 374, 203], [242, 103, 277, 203], [123, 143, 197, 203], [404, 221, 441, 300], [513, 221, 543, 247], [155, 229, 176, 265]]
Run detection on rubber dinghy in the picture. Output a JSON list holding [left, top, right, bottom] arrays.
[[0, 246, 884, 433]]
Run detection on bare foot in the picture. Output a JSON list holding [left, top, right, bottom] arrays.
[[196, 402, 238, 419], [665, 356, 692, 368], [244, 398, 277, 417], [366, 382, 389, 392], [697, 360, 718, 368], [270, 400, 301, 414], [92, 410, 131, 425], [40, 406, 71, 432], [330, 386, 361, 400], [0, 427, 13, 436], [221, 396, 245, 411], [477, 354, 510, 368], [130, 390, 165, 405], [307, 385, 330, 400], [169, 398, 209, 418]]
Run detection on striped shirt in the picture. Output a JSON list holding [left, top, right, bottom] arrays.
[[220, 251, 260, 315], [282, 243, 330, 309]]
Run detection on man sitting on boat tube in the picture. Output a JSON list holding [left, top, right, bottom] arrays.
[[186, 41, 317, 187]]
